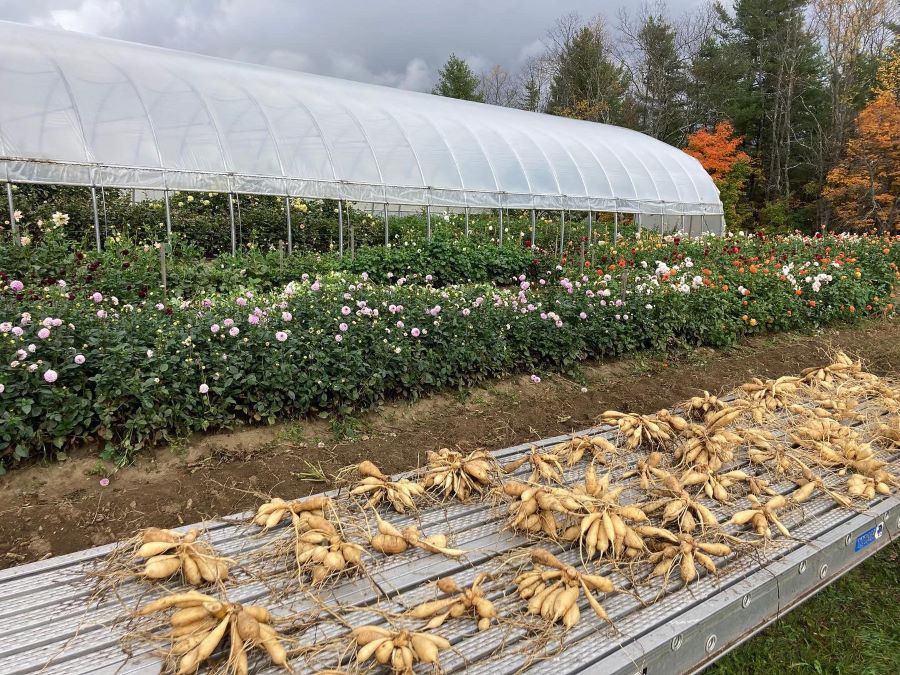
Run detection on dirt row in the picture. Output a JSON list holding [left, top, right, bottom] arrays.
[[1, 320, 898, 569]]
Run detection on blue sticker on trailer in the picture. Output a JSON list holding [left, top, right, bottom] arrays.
[[854, 523, 884, 552]]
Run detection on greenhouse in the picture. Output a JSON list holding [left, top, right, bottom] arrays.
[[0, 20, 724, 247]]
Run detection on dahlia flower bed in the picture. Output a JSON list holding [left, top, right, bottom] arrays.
[[1, 231, 897, 470]]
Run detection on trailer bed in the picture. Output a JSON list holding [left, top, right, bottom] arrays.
[[0, 420, 897, 675]]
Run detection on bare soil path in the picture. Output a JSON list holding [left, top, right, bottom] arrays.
[[2, 320, 898, 569]]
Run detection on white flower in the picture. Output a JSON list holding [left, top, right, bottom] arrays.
[[50, 211, 69, 227], [147, 349, 154, 358]]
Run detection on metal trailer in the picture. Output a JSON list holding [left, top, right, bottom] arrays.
[[0, 421, 895, 674]]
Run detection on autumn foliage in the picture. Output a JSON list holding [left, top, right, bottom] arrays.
[[684, 122, 750, 180], [684, 122, 751, 230], [823, 91, 900, 233]]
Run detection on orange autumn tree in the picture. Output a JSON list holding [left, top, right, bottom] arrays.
[[823, 90, 900, 233], [684, 122, 751, 230]]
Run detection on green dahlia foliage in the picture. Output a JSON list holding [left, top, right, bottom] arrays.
[[0, 231, 897, 470]]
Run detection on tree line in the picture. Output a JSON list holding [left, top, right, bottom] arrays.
[[431, 0, 899, 233]]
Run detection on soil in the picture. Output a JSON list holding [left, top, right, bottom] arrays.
[[2, 320, 899, 569]]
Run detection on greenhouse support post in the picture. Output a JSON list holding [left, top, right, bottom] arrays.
[[587, 210, 592, 243], [383, 203, 389, 246], [680, 214, 685, 236], [6, 182, 17, 245], [100, 185, 108, 239], [228, 193, 236, 254], [285, 196, 292, 254], [91, 186, 101, 252], [159, 243, 167, 298], [498, 207, 503, 246], [163, 190, 172, 240], [349, 209, 355, 258], [338, 200, 344, 257], [426, 205, 432, 241], [530, 208, 536, 246], [464, 207, 469, 236], [559, 210, 565, 257], [614, 212, 619, 243]]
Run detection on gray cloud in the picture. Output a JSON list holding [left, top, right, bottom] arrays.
[[0, 0, 710, 91]]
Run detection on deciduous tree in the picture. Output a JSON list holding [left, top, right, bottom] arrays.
[[823, 91, 900, 232], [684, 122, 752, 229]]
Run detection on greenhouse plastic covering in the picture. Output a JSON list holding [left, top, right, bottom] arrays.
[[0, 21, 723, 222]]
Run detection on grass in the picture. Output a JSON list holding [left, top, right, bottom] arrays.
[[705, 543, 900, 674]]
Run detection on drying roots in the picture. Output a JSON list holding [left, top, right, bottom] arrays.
[[640, 473, 720, 535], [598, 411, 673, 450], [253, 495, 329, 530], [420, 448, 498, 501], [515, 549, 616, 628], [549, 434, 621, 466], [369, 512, 466, 558], [406, 574, 497, 631], [135, 528, 230, 586], [292, 513, 364, 584], [345, 461, 425, 513], [137, 593, 288, 674], [503, 449, 565, 484], [351, 625, 450, 673], [728, 494, 790, 538], [738, 376, 801, 418], [644, 532, 732, 586]]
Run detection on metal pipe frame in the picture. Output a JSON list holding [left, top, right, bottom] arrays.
[[530, 208, 536, 247], [285, 196, 292, 254], [383, 202, 389, 246], [228, 193, 236, 254], [6, 182, 18, 245], [614, 211, 619, 243], [464, 206, 470, 237], [559, 210, 565, 255], [163, 190, 172, 241], [338, 200, 344, 257], [90, 186, 101, 252], [498, 206, 503, 246], [587, 210, 592, 243], [426, 204, 432, 241]]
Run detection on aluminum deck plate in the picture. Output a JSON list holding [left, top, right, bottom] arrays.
[[0, 421, 897, 675]]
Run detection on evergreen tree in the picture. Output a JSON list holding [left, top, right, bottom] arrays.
[[688, 1, 825, 226], [521, 76, 542, 112], [630, 13, 688, 144], [432, 54, 483, 102], [548, 24, 628, 124]]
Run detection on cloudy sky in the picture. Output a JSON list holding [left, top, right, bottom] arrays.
[[0, 0, 710, 91]]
